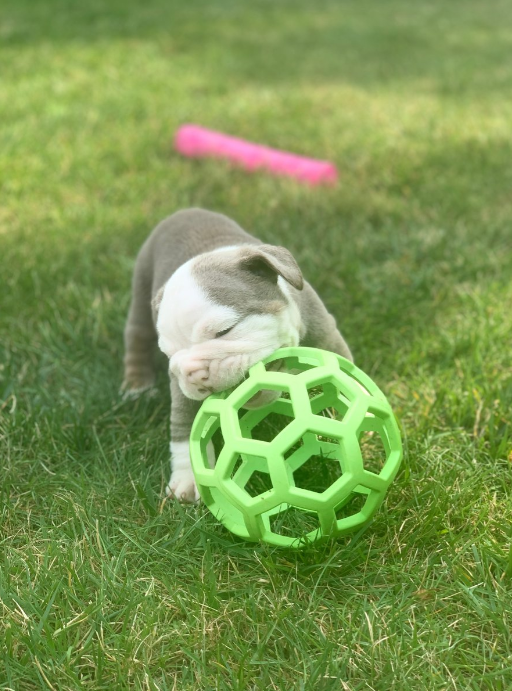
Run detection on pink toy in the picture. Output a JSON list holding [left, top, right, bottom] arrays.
[[174, 124, 338, 186]]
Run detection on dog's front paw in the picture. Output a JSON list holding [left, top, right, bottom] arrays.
[[166, 469, 200, 503]]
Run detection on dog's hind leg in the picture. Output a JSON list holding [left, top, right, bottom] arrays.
[[122, 251, 158, 395]]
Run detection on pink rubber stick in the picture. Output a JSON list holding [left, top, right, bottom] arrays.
[[174, 124, 338, 186]]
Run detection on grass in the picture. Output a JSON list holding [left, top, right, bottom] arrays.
[[1, 0, 512, 688]]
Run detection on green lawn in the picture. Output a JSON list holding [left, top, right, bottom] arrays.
[[1, 0, 512, 688]]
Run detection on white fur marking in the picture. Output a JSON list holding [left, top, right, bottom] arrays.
[[166, 440, 215, 503], [167, 440, 199, 502], [157, 254, 303, 401]]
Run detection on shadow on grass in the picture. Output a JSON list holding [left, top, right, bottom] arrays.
[[2, 131, 511, 377], [2, 0, 512, 97]]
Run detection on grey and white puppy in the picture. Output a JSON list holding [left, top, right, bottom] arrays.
[[122, 208, 352, 502]]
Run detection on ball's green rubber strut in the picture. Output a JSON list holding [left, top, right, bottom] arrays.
[[190, 347, 402, 548]]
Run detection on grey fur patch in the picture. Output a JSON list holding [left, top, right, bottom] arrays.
[[239, 245, 304, 291], [192, 246, 293, 316]]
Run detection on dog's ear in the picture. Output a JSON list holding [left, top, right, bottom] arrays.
[[152, 286, 165, 315], [241, 245, 304, 290]]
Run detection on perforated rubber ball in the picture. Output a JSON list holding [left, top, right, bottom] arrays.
[[190, 347, 402, 548]]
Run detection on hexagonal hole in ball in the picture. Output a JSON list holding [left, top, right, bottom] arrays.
[[308, 380, 350, 422], [237, 387, 296, 443], [335, 491, 368, 521], [250, 410, 295, 443], [267, 505, 320, 540], [196, 413, 225, 469], [245, 469, 274, 497], [358, 429, 388, 475], [230, 455, 274, 498], [263, 352, 324, 376], [289, 434, 344, 494]]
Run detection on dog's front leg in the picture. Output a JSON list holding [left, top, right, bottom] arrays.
[[166, 374, 203, 502]]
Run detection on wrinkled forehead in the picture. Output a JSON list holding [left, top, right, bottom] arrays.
[[192, 248, 285, 315], [159, 261, 216, 326], [157, 258, 240, 344]]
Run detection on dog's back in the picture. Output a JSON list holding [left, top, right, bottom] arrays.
[[142, 208, 261, 298]]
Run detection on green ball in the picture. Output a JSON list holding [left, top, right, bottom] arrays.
[[190, 347, 402, 548]]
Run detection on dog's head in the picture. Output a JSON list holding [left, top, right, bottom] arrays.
[[155, 244, 304, 402]]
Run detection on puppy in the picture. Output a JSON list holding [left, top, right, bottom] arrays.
[[122, 208, 352, 502]]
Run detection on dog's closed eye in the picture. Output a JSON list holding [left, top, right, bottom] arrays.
[[215, 326, 234, 338]]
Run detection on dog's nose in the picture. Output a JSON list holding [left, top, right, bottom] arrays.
[[183, 364, 209, 385]]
